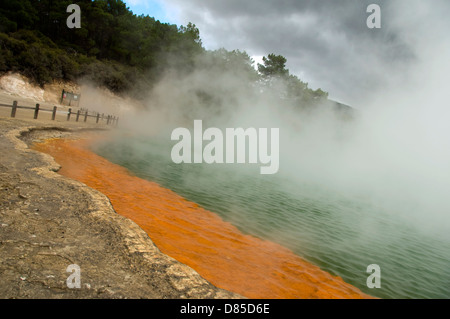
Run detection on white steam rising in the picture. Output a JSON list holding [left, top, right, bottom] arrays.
[[118, 1, 450, 237]]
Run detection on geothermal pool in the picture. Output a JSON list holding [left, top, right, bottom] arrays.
[[90, 134, 450, 299]]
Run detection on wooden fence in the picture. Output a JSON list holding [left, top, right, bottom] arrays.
[[0, 100, 118, 126]]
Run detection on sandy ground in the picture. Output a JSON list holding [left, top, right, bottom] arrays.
[[0, 103, 240, 298]]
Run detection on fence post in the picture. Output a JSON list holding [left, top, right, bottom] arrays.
[[52, 106, 57, 120], [11, 101, 18, 118], [96, 113, 100, 123], [67, 108, 72, 121], [34, 104, 40, 119], [107, 115, 110, 125], [76, 110, 80, 122], [84, 110, 88, 122]]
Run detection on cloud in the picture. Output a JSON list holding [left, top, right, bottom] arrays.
[[157, 0, 449, 106]]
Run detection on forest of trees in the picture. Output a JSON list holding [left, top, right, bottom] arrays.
[[0, 0, 329, 106]]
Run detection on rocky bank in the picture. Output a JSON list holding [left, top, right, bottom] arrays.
[[0, 116, 240, 299]]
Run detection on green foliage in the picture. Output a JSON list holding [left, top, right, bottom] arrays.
[[0, 0, 330, 108], [0, 0, 204, 92], [0, 30, 77, 86], [258, 53, 289, 78], [258, 53, 329, 106], [0, 0, 38, 32]]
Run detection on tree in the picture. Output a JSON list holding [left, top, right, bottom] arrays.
[[0, 0, 38, 32], [179, 22, 202, 46], [0, 0, 332, 107], [257, 53, 289, 79], [257, 53, 328, 105]]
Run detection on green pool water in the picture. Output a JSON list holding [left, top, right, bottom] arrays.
[[92, 134, 450, 299]]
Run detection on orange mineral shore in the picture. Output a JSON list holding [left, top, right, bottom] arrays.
[[34, 136, 373, 299]]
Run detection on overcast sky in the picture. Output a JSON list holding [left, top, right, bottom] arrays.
[[125, 0, 449, 107]]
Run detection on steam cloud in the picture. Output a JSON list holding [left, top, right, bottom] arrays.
[[115, 1, 450, 238]]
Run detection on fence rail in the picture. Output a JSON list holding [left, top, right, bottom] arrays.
[[0, 101, 118, 126]]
